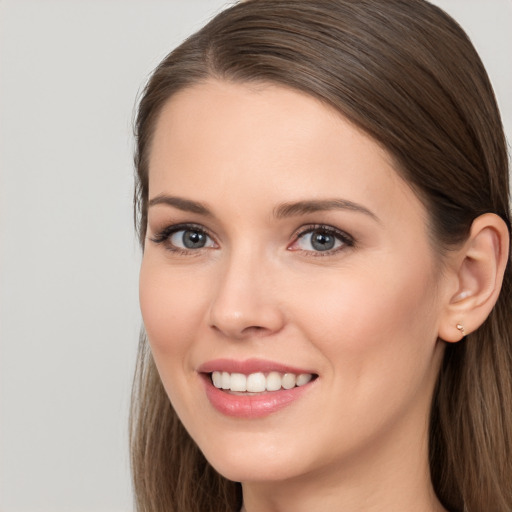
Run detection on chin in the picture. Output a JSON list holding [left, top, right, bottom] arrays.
[[208, 456, 299, 484], [194, 430, 312, 484]]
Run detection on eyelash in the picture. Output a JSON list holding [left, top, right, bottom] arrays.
[[291, 224, 355, 257], [149, 223, 216, 255], [149, 223, 355, 256]]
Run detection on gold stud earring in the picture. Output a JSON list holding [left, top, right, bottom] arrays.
[[456, 323, 466, 337]]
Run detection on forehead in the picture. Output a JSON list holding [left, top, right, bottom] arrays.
[[148, 79, 426, 229]]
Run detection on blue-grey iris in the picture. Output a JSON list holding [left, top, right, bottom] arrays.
[[311, 230, 335, 251], [183, 230, 207, 249]]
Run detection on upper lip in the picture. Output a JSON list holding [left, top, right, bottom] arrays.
[[197, 358, 316, 375]]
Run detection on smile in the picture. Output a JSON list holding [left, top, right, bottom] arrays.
[[211, 371, 313, 393], [198, 359, 318, 418]]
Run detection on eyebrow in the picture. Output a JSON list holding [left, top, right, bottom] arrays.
[[274, 199, 379, 222], [148, 195, 213, 216], [148, 194, 379, 222]]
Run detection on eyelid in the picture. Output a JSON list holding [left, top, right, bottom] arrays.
[[149, 222, 354, 256], [149, 222, 217, 252], [288, 224, 355, 255]]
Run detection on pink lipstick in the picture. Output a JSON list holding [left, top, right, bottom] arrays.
[[198, 358, 317, 418]]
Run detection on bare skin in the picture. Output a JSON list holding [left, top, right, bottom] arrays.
[[140, 79, 507, 512]]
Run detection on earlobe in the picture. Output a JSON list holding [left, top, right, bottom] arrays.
[[438, 213, 509, 343]]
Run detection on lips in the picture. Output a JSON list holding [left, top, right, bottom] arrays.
[[198, 358, 318, 418]]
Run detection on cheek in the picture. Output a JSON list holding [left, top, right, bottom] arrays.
[[289, 259, 442, 443], [139, 258, 206, 358], [292, 255, 440, 365]]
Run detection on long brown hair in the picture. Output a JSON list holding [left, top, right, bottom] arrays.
[[131, 1, 512, 510]]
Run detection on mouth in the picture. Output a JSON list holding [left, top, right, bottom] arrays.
[[198, 359, 318, 418], [209, 371, 317, 394]]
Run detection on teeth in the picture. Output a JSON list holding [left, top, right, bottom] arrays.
[[230, 373, 247, 392], [211, 371, 314, 392], [282, 373, 296, 389], [296, 373, 312, 386], [266, 371, 282, 391], [246, 372, 266, 392], [212, 371, 223, 388]]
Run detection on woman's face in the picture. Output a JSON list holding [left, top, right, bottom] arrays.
[[140, 80, 451, 484]]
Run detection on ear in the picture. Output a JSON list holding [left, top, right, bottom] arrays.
[[438, 213, 509, 343]]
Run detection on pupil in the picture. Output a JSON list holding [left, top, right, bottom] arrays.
[[311, 230, 335, 251], [183, 230, 206, 249]]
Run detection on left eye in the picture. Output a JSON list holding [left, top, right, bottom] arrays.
[[291, 227, 351, 253], [169, 229, 215, 250]]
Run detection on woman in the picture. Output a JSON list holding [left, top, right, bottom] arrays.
[[130, 1, 512, 511]]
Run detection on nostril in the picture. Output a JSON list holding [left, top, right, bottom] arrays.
[[241, 325, 270, 336]]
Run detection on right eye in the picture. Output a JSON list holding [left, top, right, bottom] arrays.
[[150, 224, 216, 252], [170, 228, 214, 249]]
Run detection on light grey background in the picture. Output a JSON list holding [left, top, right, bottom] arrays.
[[0, 1, 510, 511]]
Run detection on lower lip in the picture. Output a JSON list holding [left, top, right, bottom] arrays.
[[201, 374, 316, 418]]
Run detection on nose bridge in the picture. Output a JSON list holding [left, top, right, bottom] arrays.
[[208, 243, 284, 339]]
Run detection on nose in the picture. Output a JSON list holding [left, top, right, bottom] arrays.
[[208, 251, 286, 340]]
